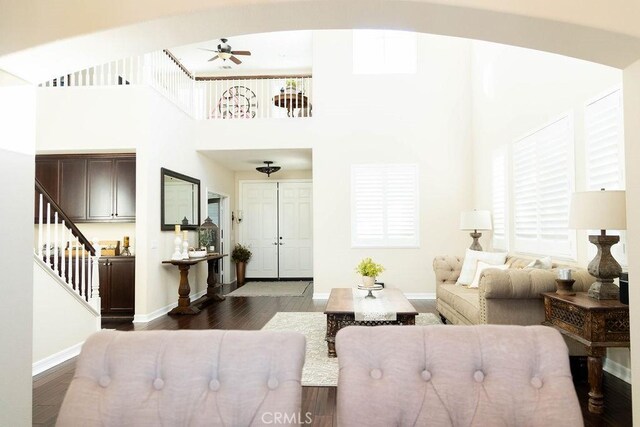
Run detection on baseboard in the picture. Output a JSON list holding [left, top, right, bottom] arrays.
[[313, 291, 435, 300], [33, 341, 83, 376], [603, 357, 631, 384], [133, 289, 207, 323]]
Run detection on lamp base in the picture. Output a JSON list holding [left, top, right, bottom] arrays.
[[588, 280, 620, 300], [469, 231, 483, 251], [587, 234, 622, 300]]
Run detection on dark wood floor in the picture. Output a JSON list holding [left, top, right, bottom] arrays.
[[33, 285, 632, 426]]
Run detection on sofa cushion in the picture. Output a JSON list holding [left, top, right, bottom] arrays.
[[469, 261, 509, 288], [456, 249, 507, 286], [438, 284, 480, 323]]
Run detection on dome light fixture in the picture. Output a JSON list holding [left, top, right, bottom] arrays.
[[256, 161, 281, 177]]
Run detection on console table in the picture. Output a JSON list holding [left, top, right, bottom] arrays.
[[162, 254, 227, 315], [541, 292, 629, 414]]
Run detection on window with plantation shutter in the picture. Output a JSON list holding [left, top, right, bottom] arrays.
[[585, 89, 626, 265], [351, 164, 419, 248], [492, 151, 507, 250], [513, 115, 575, 258]]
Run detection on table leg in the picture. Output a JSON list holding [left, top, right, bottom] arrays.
[[587, 347, 606, 414], [168, 264, 200, 315], [326, 314, 337, 358]]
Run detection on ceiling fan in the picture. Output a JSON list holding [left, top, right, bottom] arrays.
[[201, 38, 252, 65]]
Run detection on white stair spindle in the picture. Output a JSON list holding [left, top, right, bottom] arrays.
[[38, 193, 43, 257], [81, 244, 86, 299], [46, 203, 51, 262], [74, 237, 80, 291], [53, 211, 59, 273], [67, 229, 72, 286], [61, 220, 66, 280]]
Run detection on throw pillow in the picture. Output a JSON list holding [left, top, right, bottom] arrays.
[[469, 261, 509, 288], [526, 256, 553, 269], [456, 249, 508, 286]]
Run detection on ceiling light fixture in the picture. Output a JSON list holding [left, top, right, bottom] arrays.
[[256, 161, 281, 177]]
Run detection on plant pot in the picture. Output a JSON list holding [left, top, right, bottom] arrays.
[[362, 276, 376, 288], [235, 262, 247, 287]]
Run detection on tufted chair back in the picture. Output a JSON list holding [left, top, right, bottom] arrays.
[[56, 329, 306, 427], [336, 325, 582, 427]]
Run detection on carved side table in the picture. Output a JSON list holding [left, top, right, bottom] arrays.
[[541, 292, 629, 414]]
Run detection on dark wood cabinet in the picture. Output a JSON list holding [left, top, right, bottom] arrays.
[[99, 256, 135, 321], [35, 154, 135, 223]]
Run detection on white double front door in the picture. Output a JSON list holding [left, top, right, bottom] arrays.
[[240, 181, 313, 279]]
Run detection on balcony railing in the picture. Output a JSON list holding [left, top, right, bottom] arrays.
[[39, 51, 312, 121]]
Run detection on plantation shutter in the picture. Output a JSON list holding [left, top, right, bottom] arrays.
[[513, 115, 574, 257], [351, 164, 419, 247], [585, 89, 626, 265], [492, 151, 507, 250]]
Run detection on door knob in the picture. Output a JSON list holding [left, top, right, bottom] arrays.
[[272, 242, 278, 245]]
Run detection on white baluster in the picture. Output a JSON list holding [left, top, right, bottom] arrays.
[[46, 203, 51, 262], [38, 193, 43, 257], [61, 220, 66, 281], [74, 237, 80, 292], [90, 241, 101, 313], [53, 211, 59, 273], [67, 229, 72, 286], [81, 243, 86, 299]]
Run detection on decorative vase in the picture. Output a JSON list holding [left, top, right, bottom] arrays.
[[236, 262, 247, 287], [362, 276, 376, 288], [555, 279, 576, 296]]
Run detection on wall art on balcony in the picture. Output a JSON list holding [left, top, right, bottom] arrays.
[[216, 85, 258, 119]]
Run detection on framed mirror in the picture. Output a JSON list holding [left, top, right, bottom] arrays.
[[161, 168, 201, 230]]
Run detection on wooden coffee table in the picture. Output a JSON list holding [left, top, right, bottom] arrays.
[[324, 288, 418, 357]]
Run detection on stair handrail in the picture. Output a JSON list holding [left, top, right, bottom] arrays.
[[35, 178, 96, 256]]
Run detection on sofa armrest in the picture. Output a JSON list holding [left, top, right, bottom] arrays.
[[480, 268, 595, 299], [433, 255, 463, 285]]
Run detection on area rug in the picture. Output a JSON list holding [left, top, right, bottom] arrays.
[[225, 281, 311, 297], [261, 311, 442, 387]]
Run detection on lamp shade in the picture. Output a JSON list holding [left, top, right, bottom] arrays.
[[569, 190, 626, 230], [460, 210, 492, 231]]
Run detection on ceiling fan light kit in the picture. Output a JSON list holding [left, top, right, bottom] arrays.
[[256, 161, 281, 177], [202, 38, 252, 65]]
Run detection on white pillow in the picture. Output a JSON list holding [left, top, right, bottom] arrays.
[[456, 249, 508, 286], [469, 261, 509, 288], [526, 256, 553, 269]]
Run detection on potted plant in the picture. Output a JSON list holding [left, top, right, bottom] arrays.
[[231, 243, 252, 287], [355, 257, 385, 287]]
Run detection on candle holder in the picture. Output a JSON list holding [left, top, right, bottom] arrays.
[[555, 279, 576, 296], [121, 236, 132, 256], [171, 236, 183, 260]]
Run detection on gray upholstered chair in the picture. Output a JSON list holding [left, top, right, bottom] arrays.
[[336, 325, 582, 427], [56, 329, 306, 426]]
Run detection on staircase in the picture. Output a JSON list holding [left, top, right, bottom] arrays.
[[34, 179, 100, 315]]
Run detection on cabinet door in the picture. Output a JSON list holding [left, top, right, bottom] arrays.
[[87, 159, 114, 220], [107, 258, 135, 314], [35, 158, 60, 222], [114, 158, 136, 220], [59, 159, 87, 221]]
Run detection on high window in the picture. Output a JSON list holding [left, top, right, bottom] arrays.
[[491, 150, 508, 250], [352, 30, 417, 74], [351, 164, 420, 247], [585, 88, 626, 265], [512, 115, 575, 258]]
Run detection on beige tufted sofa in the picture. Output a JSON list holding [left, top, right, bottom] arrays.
[[336, 325, 583, 426], [56, 329, 306, 427], [433, 255, 594, 326]]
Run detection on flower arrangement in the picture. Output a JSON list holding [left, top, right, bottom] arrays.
[[355, 257, 385, 277], [231, 243, 252, 263]]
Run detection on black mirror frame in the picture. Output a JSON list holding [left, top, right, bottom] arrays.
[[160, 167, 201, 231]]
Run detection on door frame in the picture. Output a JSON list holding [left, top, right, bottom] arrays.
[[204, 186, 231, 285], [238, 179, 313, 279]]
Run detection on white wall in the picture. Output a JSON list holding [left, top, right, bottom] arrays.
[[0, 74, 36, 426], [470, 41, 628, 377], [32, 261, 99, 366], [196, 31, 474, 296]]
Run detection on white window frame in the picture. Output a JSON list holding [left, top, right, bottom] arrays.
[[351, 164, 420, 248], [491, 148, 509, 251], [352, 30, 417, 75], [584, 87, 627, 266], [512, 113, 576, 260]]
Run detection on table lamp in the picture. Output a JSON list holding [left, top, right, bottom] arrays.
[[460, 210, 492, 251], [569, 190, 626, 300]]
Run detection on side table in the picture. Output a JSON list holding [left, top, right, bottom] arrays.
[[541, 292, 629, 414]]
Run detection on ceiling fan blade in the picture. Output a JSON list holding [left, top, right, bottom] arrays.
[[199, 48, 219, 52], [230, 56, 242, 65], [231, 50, 251, 56], [207, 55, 220, 62]]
